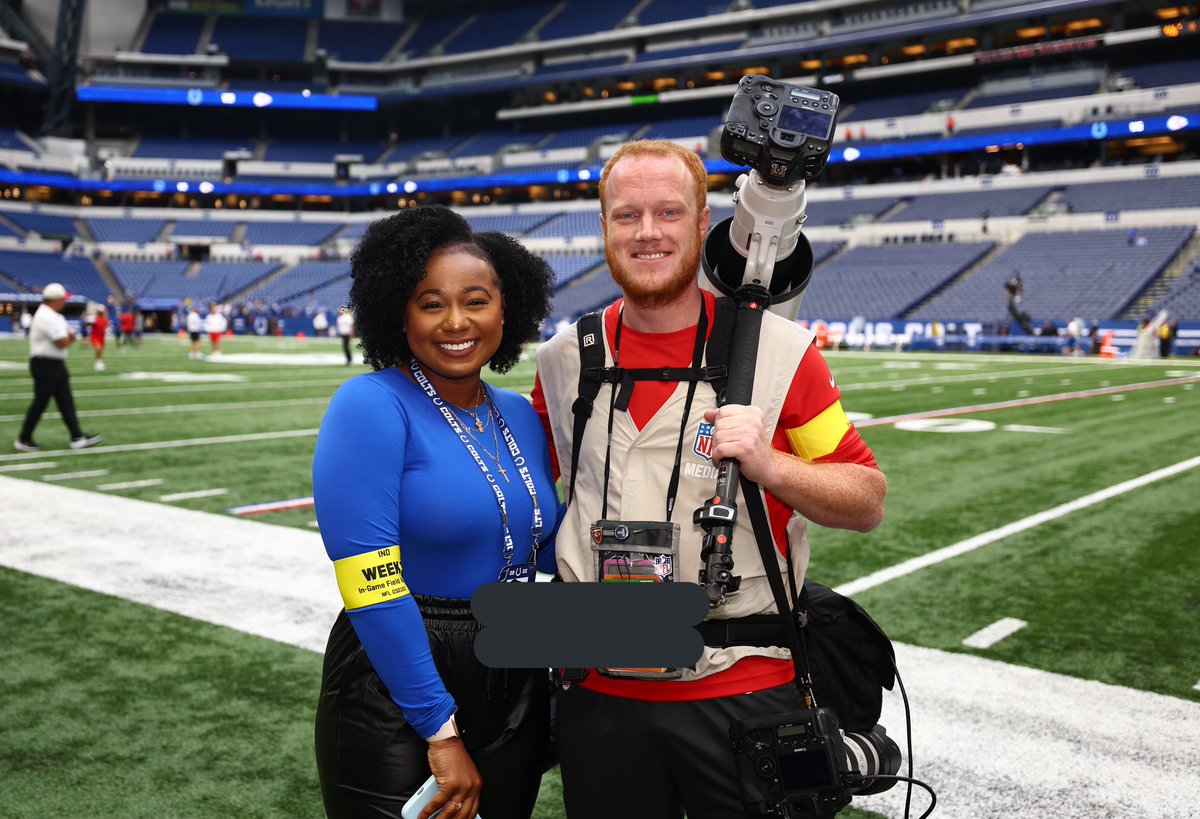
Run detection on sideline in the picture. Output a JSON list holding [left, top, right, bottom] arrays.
[[0, 428, 318, 462], [1, 476, 1198, 818], [856, 374, 1200, 428], [838, 455, 1200, 597]]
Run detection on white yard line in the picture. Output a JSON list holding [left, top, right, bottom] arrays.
[[857, 375, 1200, 428], [0, 378, 347, 402], [40, 469, 109, 481], [0, 397, 330, 423], [0, 428, 317, 462], [962, 617, 1028, 649], [1, 474, 1198, 818], [837, 455, 1200, 597], [160, 488, 228, 502], [97, 478, 165, 491], [0, 461, 57, 472]]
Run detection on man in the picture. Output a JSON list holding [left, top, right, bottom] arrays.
[[203, 303, 228, 357], [185, 305, 204, 359], [336, 306, 354, 366], [15, 283, 102, 452], [89, 305, 109, 371], [532, 140, 886, 819]]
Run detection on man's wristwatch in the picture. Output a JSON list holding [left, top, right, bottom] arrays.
[[426, 711, 461, 744]]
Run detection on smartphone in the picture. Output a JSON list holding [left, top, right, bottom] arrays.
[[401, 775, 441, 819], [401, 775, 481, 819]]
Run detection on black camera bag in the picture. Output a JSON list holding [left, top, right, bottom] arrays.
[[796, 578, 895, 732]]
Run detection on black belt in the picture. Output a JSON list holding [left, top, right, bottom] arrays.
[[697, 612, 802, 649]]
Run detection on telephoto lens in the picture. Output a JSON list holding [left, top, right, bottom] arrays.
[[840, 724, 902, 794]]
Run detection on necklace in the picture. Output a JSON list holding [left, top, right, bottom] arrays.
[[450, 389, 508, 482], [459, 384, 488, 433]]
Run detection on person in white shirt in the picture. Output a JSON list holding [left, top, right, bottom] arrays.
[[186, 307, 204, 359], [15, 283, 102, 452], [203, 304, 228, 357], [336, 307, 355, 365]]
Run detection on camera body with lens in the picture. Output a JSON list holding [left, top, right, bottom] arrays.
[[720, 75, 840, 188], [729, 707, 901, 818]]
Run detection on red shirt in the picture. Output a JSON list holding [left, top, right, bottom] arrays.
[[90, 313, 108, 344]]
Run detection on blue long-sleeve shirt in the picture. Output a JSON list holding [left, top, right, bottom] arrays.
[[312, 367, 560, 737]]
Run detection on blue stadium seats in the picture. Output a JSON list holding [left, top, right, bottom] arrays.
[[3, 211, 77, 237], [914, 227, 1196, 323], [441, 3, 556, 55], [170, 220, 238, 241], [140, 13, 204, 54], [86, 218, 167, 244], [133, 135, 256, 160], [317, 19, 407, 62], [800, 242, 994, 320], [0, 250, 110, 302], [1057, 177, 1200, 214], [242, 223, 342, 246], [210, 16, 308, 62], [884, 188, 1052, 223], [535, 1, 639, 41], [240, 260, 352, 306]]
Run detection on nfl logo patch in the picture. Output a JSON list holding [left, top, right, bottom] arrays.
[[693, 422, 714, 461]]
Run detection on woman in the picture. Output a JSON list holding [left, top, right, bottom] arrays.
[[313, 205, 560, 819]]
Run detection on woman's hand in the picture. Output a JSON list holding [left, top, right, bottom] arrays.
[[422, 737, 482, 819]]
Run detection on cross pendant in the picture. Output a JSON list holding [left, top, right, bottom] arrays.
[[497, 465, 509, 482], [475, 418, 485, 433]]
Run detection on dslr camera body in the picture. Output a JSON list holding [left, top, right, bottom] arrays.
[[730, 707, 900, 818], [720, 75, 840, 187]]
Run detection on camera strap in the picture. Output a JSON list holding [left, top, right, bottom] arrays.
[[571, 299, 731, 521], [739, 473, 818, 706]]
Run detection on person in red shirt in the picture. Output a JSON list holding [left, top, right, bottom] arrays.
[[119, 309, 136, 347], [532, 140, 886, 818], [90, 306, 109, 371]]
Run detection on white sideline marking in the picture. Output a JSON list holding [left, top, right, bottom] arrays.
[[0, 428, 317, 462], [41, 469, 109, 482], [160, 488, 228, 502], [0, 396, 329, 423], [98, 478, 165, 491], [0, 461, 57, 473], [837, 455, 1200, 597], [1194, 680, 1200, 693], [1002, 424, 1070, 434], [962, 617, 1028, 649], [857, 374, 1200, 429]]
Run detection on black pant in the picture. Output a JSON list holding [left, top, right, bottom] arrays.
[[341, 334, 352, 363], [556, 680, 806, 819], [20, 357, 83, 442], [315, 598, 550, 819]]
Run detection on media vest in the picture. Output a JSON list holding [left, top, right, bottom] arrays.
[[536, 300, 818, 681]]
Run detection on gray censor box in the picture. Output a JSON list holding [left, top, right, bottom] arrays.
[[472, 582, 709, 668]]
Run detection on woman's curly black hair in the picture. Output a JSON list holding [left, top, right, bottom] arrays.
[[348, 204, 555, 373]]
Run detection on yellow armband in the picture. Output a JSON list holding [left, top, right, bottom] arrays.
[[785, 400, 850, 462], [333, 546, 411, 610]]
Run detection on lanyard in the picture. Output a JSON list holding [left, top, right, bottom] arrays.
[[601, 298, 709, 522], [409, 360, 544, 580]]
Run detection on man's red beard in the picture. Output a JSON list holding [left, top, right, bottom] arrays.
[[606, 231, 704, 310]]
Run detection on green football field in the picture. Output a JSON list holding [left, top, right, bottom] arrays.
[[1, 332, 1198, 818]]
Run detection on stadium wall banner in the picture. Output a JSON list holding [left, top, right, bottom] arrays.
[[168, 0, 325, 15]]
